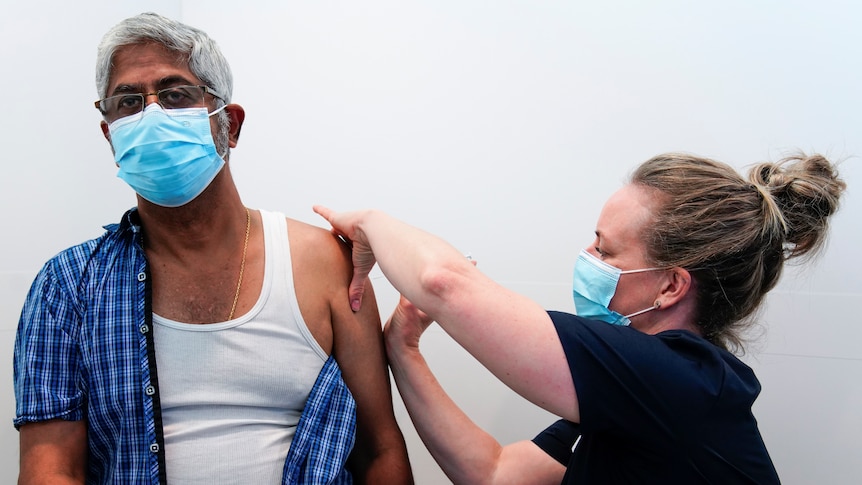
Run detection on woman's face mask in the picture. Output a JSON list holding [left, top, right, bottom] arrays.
[[571, 249, 662, 326]]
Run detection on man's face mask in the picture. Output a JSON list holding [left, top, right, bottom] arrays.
[[109, 103, 226, 207], [572, 249, 662, 326]]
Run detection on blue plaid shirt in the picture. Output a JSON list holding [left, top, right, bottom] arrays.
[[284, 355, 355, 485], [14, 209, 356, 484]]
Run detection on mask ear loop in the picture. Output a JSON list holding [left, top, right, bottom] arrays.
[[208, 104, 227, 117], [207, 104, 230, 160], [623, 299, 662, 319], [620, 266, 664, 275], [617, 265, 666, 321]]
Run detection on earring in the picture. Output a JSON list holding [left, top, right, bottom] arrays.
[[654, 300, 661, 309]]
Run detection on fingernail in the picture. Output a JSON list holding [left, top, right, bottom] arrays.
[[351, 299, 361, 312]]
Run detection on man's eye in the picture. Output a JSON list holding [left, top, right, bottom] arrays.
[[160, 88, 196, 108], [118, 95, 143, 110], [594, 247, 606, 257]]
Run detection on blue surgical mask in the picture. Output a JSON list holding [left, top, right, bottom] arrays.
[[109, 103, 227, 207], [572, 249, 662, 326]]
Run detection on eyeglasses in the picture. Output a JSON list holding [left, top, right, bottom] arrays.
[[94, 85, 223, 122]]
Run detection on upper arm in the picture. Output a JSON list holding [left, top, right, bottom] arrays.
[[16, 269, 88, 484], [15, 263, 88, 430], [290, 220, 411, 482], [289, 221, 394, 413], [423, 264, 579, 421], [19, 419, 87, 485], [491, 440, 567, 485], [328, 244, 412, 481]]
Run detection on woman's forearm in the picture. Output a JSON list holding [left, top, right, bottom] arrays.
[[387, 340, 505, 485]]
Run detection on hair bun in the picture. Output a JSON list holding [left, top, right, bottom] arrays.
[[748, 153, 846, 260]]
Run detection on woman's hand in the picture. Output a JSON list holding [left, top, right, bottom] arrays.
[[313, 206, 377, 311], [385, 295, 435, 354]]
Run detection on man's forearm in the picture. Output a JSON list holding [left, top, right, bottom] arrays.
[[18, 419, 88, 485], [353, 446, 414, 485]]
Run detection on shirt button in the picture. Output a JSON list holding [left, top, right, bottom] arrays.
[[145, 385, 156, 396], [139, 324, 149, 334], [137, 272, 147, 282], [150, 443, 160, 453]]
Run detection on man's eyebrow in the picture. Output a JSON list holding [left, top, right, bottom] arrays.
[[111, 84, 145, 95], [109, 76, 199, 96], [155, 75, 198, 89]]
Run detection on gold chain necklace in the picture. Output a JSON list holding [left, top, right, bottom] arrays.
[[228, 207, 251, 320]]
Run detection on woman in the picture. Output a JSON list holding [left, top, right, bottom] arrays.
[[314, 152, 845, 484]]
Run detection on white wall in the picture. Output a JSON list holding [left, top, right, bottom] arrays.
[[2, 1, 860, 483]]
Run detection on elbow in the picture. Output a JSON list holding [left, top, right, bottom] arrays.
[[409, 254, 479, 326], [418, 260, 468, 305]]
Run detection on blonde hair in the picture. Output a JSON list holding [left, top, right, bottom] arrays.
[[631, 152, 846, 352]]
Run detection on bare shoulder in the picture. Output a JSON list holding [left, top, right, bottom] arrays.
[[286, 217, 350, 270], [283, 216, 382, 338], [284, 215, 381, 333], [285, 217, 354, 354]]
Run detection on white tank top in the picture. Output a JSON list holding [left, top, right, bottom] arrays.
[[153, 210, 328, 485]]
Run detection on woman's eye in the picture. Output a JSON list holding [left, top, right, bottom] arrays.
[[594, 247, 605, 257]]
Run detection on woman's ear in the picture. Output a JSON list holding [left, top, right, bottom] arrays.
[[656, 267, 692, 309]]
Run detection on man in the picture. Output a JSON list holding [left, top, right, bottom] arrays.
[[14, 12, 412, 484]]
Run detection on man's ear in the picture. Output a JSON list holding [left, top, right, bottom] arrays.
[[656, 267, 692, 309], [225, 104, 245, 148], [100, 120, 119, 166]]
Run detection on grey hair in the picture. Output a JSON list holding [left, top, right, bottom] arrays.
[[96, 12, 234, 157], [95, 12, 233, 103]]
